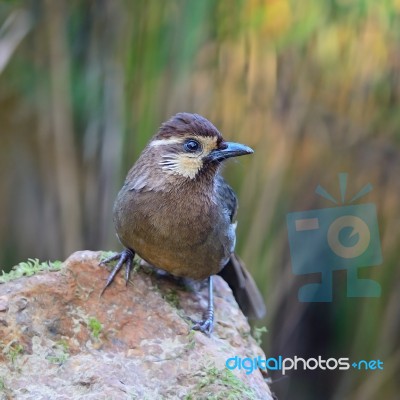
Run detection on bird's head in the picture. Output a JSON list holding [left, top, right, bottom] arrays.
[[148, 113, 253, 180]]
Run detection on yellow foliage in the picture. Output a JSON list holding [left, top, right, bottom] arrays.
[[245, 0, 292, 38]]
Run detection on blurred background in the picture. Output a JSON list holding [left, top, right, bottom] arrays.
[[1, 0, 399, 399]]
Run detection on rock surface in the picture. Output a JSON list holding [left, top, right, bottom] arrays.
[[0, 251, 272, 399]]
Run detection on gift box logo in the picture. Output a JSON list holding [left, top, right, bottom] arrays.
[[286, 173, 383, 302]]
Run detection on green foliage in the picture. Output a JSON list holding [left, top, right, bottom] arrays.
[[46, 340, 70, 365], [46, 353, 69, 365], [186, 363, 257, 400], [0, 259, 62, 283], [88, 317, 103, 339], [100, 251, 118, 262], [5, 343, 24, 364], [163, 288, 181, 309], [252, 326, 268, 347], [186, 330, 196, 351]]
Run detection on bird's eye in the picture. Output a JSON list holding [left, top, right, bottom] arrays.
[[183, 139, 201, 153]]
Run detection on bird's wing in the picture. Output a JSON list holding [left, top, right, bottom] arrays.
[[215, 175, 238, 223], [215, 175, 266, 319]]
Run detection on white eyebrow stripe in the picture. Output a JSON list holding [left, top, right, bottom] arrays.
[[150, 138, 183, 147]]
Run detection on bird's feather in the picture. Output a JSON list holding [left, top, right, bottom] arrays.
[[219, 253, 266, 319]]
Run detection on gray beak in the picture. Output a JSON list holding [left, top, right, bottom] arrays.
[[207, 142, 254, 163]]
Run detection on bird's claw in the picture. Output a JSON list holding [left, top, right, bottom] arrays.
[[99, 252, 120, 265], [192, 317, 214, 336], [100, 249, 135, 296]]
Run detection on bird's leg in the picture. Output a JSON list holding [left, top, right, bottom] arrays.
[[192, 276, 214, 335], [100, 248, 135, 296]]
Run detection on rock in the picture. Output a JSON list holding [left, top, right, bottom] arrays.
[[0, 251, 272, 399]]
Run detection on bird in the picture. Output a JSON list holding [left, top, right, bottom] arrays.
[[101, 112, 266, 334]]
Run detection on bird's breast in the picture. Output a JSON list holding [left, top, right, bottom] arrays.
[[113, 184, 234, 280]]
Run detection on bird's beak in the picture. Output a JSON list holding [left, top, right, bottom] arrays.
[[206, 142, 254, 162]]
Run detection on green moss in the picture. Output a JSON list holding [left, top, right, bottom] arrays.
[[186, 363, 257, 400], [163, 288, 180, 309], [0, 258, 62, 283], [46, 352, 69, 365], [88, 317, 103, 338], [239, 327, 251, 340], [6, 343, 24, 363], [99, 251, 118, 262], [46, 340, 70, 365], [186, 330, 196, 350], [252, 325, 268, 347], [56, 339, 70, 352], [0, 377, 5, 391]]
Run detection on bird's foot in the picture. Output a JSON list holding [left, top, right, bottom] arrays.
[[192, 316, 214, 336], [99, 249, 135, 296]]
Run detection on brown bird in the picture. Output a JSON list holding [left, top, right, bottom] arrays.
[[102, 113, 266, 334]]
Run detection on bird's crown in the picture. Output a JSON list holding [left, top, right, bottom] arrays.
[[155, 113, 223, 142]]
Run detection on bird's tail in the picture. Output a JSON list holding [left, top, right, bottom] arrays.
[[218, 253, 266, 319]]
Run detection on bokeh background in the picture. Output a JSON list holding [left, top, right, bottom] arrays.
[[1, 0, 399, 399]]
